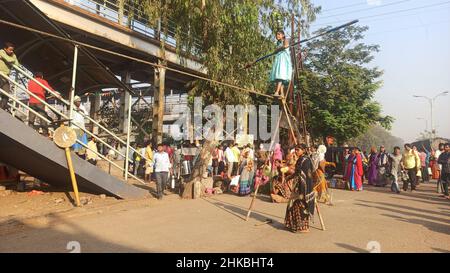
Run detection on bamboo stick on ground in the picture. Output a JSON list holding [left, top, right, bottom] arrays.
[[245, 183, 260, 221], [315, 199, 326, 231]]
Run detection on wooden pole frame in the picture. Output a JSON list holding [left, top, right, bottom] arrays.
[[246, 16, 327, 231], [65, 147, 81, 207]]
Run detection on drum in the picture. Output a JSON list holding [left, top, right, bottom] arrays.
[[181, 160, 192, 176]]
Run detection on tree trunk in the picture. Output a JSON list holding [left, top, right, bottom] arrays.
[[181, 139, 218, 199]]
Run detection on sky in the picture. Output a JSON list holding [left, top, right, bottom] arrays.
[[307, 0, 450, 143]]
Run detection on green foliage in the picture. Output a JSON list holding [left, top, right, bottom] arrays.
[[299, 25, 394, 144], [129, 0, 319, 106], [123, 2, 393, 144], [348, 125, 404, 153]]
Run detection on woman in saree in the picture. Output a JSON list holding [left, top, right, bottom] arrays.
[[285, 144, 315, 233], [270, 30, 292, 97], [311, 145, 335, 203], [346, 148, 364, 191], [429, 150, 440, 180], [367, 147, 378, 185], [238, 152, 254, 196], [272, 143, 283, 170]]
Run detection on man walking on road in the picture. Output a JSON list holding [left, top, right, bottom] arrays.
[[401, 144, 420, 192], [153, 143, 171, 200], [376, 145, 390, 187], [389, 146, 402, 194], [437, 143, 450, 199]]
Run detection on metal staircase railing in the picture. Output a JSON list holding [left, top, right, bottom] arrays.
[[64, 0, 202, 54], [0, 70, 146, 185]]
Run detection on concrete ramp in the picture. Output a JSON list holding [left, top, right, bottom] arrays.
[[0, 109, 149, 199]]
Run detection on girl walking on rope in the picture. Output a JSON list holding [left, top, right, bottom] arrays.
[[269, 30, 293, 97]]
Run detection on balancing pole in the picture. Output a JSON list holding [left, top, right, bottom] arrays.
[[65, 147, 81, 207], [245, 20, 359, 69], [245, 114, 282, 222], [53, 123, 81, 207], [315, 199, 326, 231], [245, 183, 260, 221]]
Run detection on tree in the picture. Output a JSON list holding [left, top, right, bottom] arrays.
[[299, 25, 393, 144], [128, 0, 321, 196], [348, 125, 404, 152], [128, 0, 320, 105]]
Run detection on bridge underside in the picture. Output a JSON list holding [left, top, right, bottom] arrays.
[[0, 0, 203, 96]]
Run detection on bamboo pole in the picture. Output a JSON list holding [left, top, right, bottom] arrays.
[[65, 148, 81, 207], [315, 199, 326, 231], [245, 183, 260, 221]]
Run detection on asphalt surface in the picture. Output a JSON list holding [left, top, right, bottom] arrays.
[[0, 180, 448, 253]]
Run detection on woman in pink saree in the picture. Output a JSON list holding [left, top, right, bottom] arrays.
[[272, 143, 283, 170]]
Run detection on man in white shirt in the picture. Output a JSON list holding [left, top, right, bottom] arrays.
[[224, 144, 237, 178], [71, 96, 88, 158], [71, 96, 87, 130], [153, 143, 171, 200]]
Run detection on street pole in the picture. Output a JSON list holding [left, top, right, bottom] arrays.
[[69, 45, 79, 125], [416, 117, 428, 135], [124, 95, 132, 182], [429, 98, 433, 140], [413, 91, 449, 147]]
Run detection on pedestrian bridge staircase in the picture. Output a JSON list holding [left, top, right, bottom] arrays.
[[0, 108, 149, 199]]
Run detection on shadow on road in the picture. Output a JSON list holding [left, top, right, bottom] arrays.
[[355, 202, 449, 226], [335, 243, 368, 253], [381, 213, 450, 236], [0, 214, 146, 253], [392, 196, 448, 206], [392, 192, 449, 203], [355, 199, 450, 218], [200, 197, 287, 231], [206, 196, 285, 220], [430, 247, 450, 253]]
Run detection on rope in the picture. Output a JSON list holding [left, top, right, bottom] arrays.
[[0, 19, 274, 99]]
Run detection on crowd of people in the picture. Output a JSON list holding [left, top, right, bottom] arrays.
[[201, 140, 450, 233], [190, 142, 335, 233], [343, 143, 450, 198], [2, 40, 450, 235], [45, 133, 450, 233]]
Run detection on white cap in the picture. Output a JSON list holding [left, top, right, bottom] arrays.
[[74, 95, 81, 102]]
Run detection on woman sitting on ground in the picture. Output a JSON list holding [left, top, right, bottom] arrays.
[[271, 156, 296, 203]]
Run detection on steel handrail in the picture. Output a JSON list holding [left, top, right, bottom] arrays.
[[11, 66, 142, 158], [0, 85, 146, 185], [1, 73, 146, 183], [2, 72, 126, 159]]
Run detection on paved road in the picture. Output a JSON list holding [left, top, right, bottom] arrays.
[[0, 181, 448, 253]]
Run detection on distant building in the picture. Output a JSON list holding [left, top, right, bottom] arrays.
[[411, 137, 450, 151]]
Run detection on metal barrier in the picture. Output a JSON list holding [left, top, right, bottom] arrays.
[[64, 0, 202, 52], [0, 71, 146, 185]]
